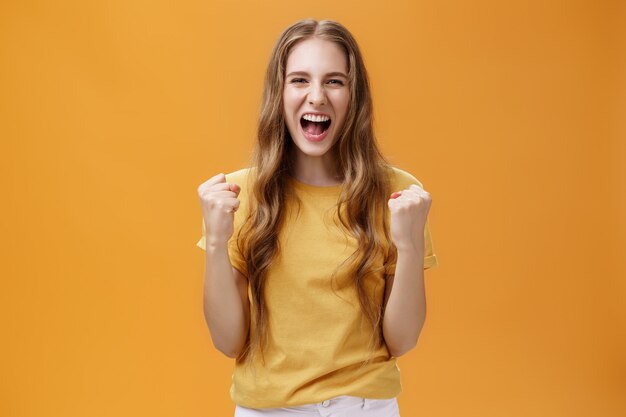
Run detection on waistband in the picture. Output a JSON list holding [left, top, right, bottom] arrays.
[[236, 395, 397, 413]]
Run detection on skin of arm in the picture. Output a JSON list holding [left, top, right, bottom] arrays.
[[382, 183, 432, 358], [204, 240, 250, 359], [382, 239, 426, 358]]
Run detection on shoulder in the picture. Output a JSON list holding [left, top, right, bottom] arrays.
[[224, 167, 255, 209], [224, 167, 254, 189], [388, 165, 425, 190]]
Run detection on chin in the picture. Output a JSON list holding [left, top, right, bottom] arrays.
[[293, 136, 336, 155]]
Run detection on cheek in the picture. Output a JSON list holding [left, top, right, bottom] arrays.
[[283, 89, 300, 108], [333, 93, 350, 118]]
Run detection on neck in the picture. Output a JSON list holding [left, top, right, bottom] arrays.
[[289, 149, 343, 186]]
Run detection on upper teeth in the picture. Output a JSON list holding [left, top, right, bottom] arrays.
[[303, 114, 330, 122]]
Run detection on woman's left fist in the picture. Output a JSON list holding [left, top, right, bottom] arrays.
[[388, 184, 432, 252]]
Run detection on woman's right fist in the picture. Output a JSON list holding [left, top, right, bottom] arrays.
[[197, 173, 241, 247]]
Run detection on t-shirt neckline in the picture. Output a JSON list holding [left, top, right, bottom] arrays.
[[288, 175, 343, 195]]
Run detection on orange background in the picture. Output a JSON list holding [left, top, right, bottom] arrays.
[[1, 0, 624, 416]]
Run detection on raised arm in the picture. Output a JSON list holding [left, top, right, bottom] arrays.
[[198, 173, 250, 358]]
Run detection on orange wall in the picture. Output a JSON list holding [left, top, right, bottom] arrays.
[[1, 1, 624, 416]]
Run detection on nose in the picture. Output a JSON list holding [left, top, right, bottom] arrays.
[[308, 83, 326, 106]]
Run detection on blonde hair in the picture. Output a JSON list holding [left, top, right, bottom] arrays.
[[235, 19, 398, 369]]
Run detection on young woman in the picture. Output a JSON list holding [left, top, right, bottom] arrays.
[[197, 18, 438, 417]]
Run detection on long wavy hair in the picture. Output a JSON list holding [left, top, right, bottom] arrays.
[[235, 19, 398, 368]]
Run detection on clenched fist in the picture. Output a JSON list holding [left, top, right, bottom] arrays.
[[197, 173, 241, 247], [388, 184, 432, 253]]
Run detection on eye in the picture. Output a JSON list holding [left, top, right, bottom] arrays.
[[290, 78, 306, 83], [328, 79, 344, 85]]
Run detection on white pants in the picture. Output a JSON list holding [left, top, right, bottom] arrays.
[[234, 395, 401, 417]]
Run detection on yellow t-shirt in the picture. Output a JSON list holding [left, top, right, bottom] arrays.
[[197, 166, 438, 408]]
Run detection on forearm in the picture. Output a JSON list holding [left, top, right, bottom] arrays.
[[382, 241, 427, 357], [203, 241, 248, 358]]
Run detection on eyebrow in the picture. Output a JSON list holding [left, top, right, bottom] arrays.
[[286, 71, 348, 79]]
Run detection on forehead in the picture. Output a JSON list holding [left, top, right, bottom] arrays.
[[285, 37, 348, 73]]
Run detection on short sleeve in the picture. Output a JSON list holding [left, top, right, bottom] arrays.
[[423, 220, 438, 269], [195, 217, 207, 250], [383, 167, 439, 275], [384, 219, 438, 275], [196, 217, 248, 277]]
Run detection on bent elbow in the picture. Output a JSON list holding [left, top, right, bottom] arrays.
[[389, 342, 417, 358], [218, 346, 240, 359], [212, 340, 240, 359], [223, 350, 240, 359]]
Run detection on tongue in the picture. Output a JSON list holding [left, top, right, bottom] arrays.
[[303, 120, 325, 135]]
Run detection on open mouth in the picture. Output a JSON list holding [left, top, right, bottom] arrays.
[[300, 115, 332, 136]]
